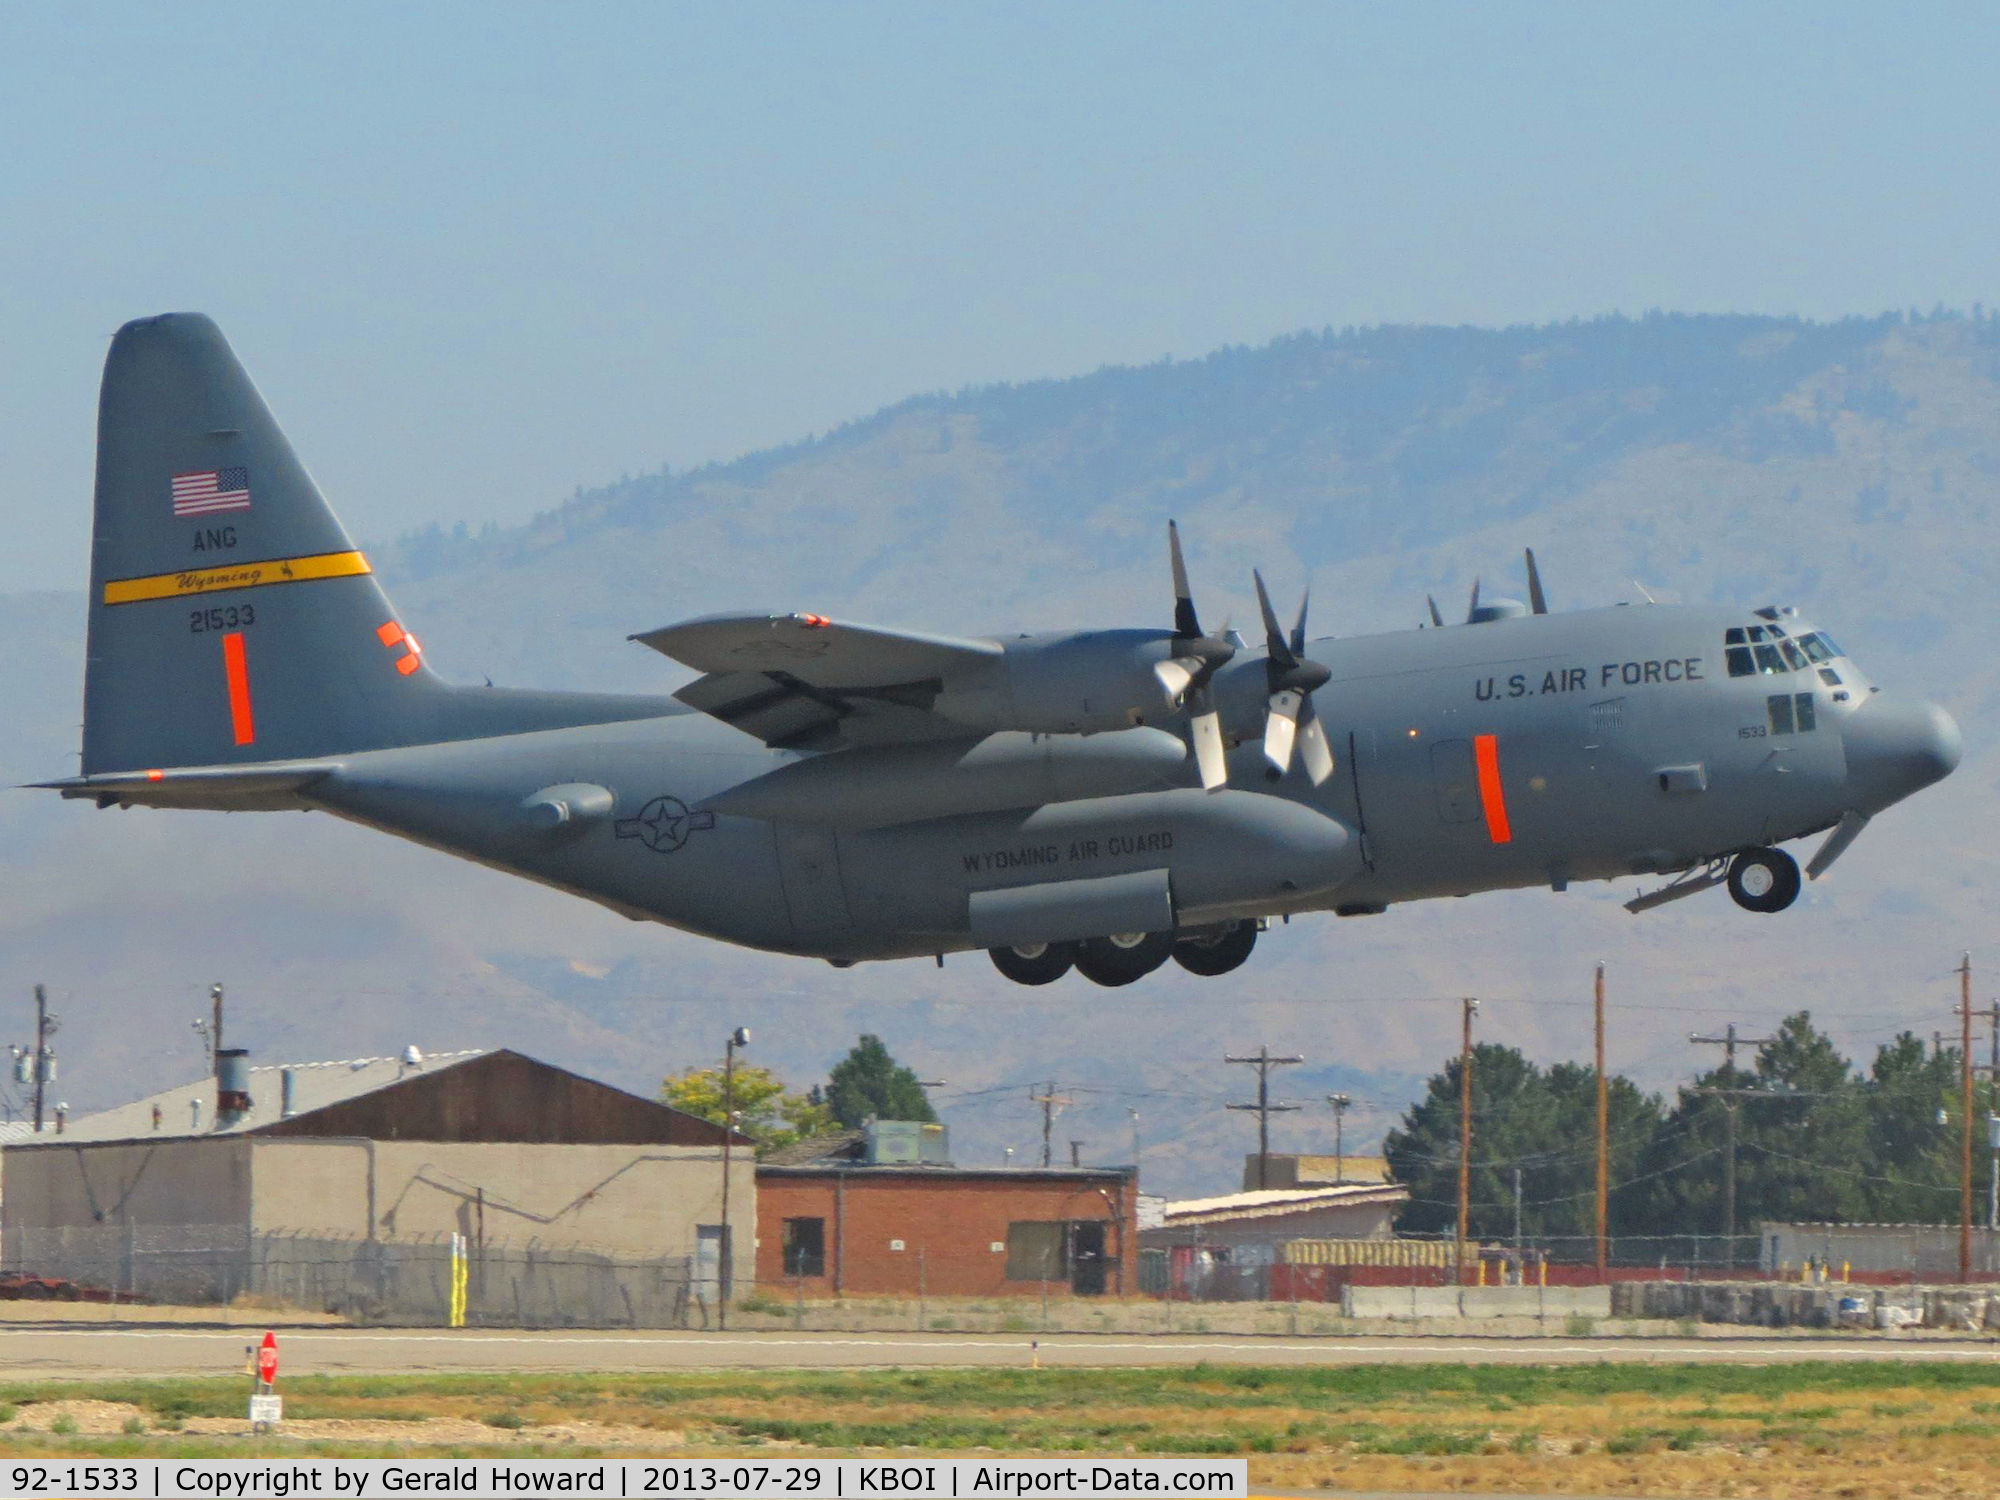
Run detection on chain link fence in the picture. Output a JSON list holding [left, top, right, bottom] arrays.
[[1137, 1227, 2000, 1304], [3, 1224, 716, 1328]]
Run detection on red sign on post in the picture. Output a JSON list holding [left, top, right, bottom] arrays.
[[257, 1330, 278, 1385]]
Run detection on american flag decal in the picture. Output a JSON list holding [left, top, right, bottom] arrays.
[[171, 468, 251, 517]]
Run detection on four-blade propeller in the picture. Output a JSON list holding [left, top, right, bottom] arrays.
[[1162, 528, 1550, 789], [1253, 570, 1336, 785], [1154, 520, 1238, 790]]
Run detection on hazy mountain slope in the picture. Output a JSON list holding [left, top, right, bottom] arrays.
[[5, 312, 1995, 1197]]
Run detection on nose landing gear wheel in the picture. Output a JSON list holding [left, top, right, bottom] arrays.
[[1727, 847, 1801, 913], [988, 941, 1077, 986], [1173, 921, 1259, 976], [1074, 931, 1175, 987]]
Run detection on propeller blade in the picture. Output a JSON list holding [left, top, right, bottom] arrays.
[[1263, 689, 1303, 770], [1168, 520, 1200, 638], [1525, 548, 1548, 615], [1297, 706, 1336, 786], [1290, 586, 1310, 659], [1154, 657, 1196, 702], [1189, 705, 1228, 790], [1465, 577, 1481, 624], [1252, 569, 1291, 664], [1426, 594, 1444, 628]]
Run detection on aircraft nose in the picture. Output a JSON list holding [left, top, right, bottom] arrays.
[[1842, 695, 1962, 811]]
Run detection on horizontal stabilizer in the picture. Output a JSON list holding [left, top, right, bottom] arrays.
[[33, 760, 338, 811]]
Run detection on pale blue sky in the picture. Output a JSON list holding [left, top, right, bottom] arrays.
[[3, 2, 1996, 592]]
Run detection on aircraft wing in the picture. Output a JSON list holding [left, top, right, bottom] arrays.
[[632, 613, 1003, 750]]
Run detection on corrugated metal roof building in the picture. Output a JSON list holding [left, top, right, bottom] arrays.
[[1, 1048, 755, 1313]]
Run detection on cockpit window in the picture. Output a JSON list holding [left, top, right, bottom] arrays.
[[1798, 633, 1832, 664], [1778, 638, 1806, 670], [1747, 625, 1768, 642], [1727, 645, 1754, 677], [1753, 643, 1785, 674], [1819, 666, 1842, 686], [1817, 632, 1845, 658], [1725, 627, 1746, 645]]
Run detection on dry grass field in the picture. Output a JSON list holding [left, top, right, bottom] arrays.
[[0, 1364, 1995, 1496]]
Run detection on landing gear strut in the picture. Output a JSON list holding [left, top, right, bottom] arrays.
[[1173, 921, 1258, 976], [987, 941, 1076, 985], [1727, 846, 1801, 913]]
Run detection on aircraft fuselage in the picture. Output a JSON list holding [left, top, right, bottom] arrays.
[[294, 598, 1957, 963]]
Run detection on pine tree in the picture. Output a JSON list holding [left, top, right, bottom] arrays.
[[825, 1035, 937, 1128]]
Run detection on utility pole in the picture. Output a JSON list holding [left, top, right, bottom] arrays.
[[1128, 1107, 1141, 1174], [1981, 997, 2000, 1231], [1069, 1140, 1083, 1168], [28, 986, 58, 1134], [719, 1025, 750, 1329], [1030, 1082, 1071, 1168], [1225, 1046, 1304, 1189], [1327, 1093, 1351, 1183], [1594, 963, 1608, 1278], [1690, 1023, 1772, 1271], [1457, 999, 1478, 1286], [192, 982, 224, 1070], [1959, 953, 1973, 1285]]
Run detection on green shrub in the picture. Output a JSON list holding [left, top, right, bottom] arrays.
[[481, 1411, 529, 1430], [51, 1414, 78, 1436], [122, 1415, 147, 1435]]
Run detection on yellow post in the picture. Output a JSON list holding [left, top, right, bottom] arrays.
[[1477, 1259, 1486, 1287], [1842, 1261, 1850, 1284], [1539, 1256, 1548, 1288]]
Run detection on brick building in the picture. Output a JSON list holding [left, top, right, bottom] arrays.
[[755, 1130, 1137, 1297]]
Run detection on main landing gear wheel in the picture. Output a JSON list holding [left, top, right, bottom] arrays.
[[1074, 931, 1176, 987], [988, 941, 1076, 986], [1173, 921, 1259, 977], [1727, 846, 1801, 913]]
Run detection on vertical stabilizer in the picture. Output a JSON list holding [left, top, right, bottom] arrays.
[[82, 314, 449, 773]]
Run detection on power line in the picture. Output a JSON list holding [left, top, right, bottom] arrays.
[[1027, 1081, 1071, 1169], [1224, 1046, 1303, 1190]]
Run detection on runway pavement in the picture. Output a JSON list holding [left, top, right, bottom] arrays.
[[0, 1326, 1993, 1378]]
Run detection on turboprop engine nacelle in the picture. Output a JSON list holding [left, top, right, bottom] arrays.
[[930, 629, 1189, 735]]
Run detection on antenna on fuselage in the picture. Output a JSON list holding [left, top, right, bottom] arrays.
[[1425, 595, 1444, 628]]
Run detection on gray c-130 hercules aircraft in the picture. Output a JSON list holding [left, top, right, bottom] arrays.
[[41, 315, 1964, 986]]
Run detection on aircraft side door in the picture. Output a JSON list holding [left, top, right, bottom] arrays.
[[772, 823, 855, 937], [1428, 739, 1481, 824]]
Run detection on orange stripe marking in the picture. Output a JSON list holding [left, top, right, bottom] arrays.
[[1472, 732, 1511, 844], [222, 631, 255, 746]]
